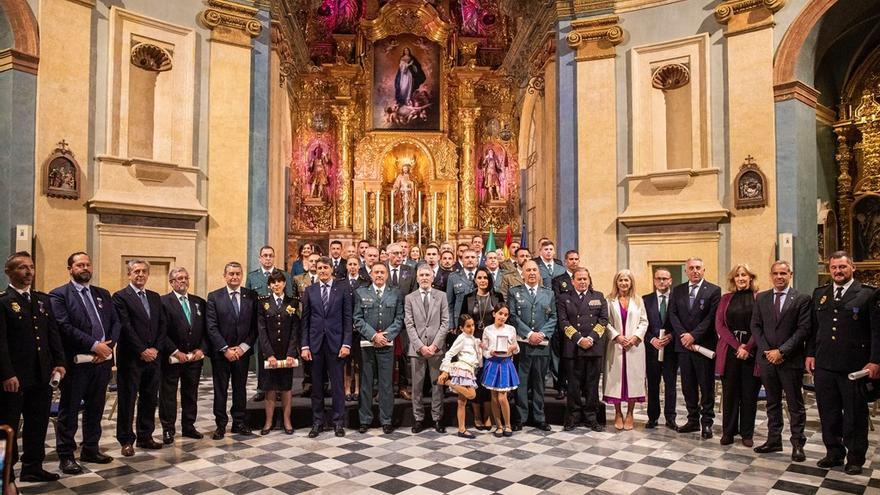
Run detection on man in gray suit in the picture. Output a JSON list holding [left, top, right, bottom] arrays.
[[404, 265, 450, 433], [353, 263, 403, 434]]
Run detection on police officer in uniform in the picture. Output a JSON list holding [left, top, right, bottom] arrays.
[[508, 260, 557, 431], [0, 252, 66, 483], [806, 251, 880, 475], [556, 267, 607, 431], [353, 263, 404, 434]]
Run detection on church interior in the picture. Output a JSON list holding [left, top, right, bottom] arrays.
[[2, 0, 880, 494]]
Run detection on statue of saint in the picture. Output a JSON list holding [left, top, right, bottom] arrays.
[[480, 148, 503, 201], [308, 144, 330, 200], [392, 161, 416, 224]]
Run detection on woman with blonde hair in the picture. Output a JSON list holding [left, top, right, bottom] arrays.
[[714, 263, 760, 446], [604, 269, 649, 430]]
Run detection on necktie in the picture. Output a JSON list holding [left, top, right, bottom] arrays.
[[578, 292, 584, 301], [179, 295, 192, 325], [350, 278, 357, 289], [231, 291, 240, 317], [321, 284, 330, 312], [468, 272, 474, 284], [659, 294, 667, 322], [264, 271, 270, 279], [529, 287, 536, 299], [834, 286, 843, 301], [22, 291, 30, 303], [422, 291, 430, 314], [376, 288, 383, 300], [276, 297, 283, 309], [82, 288, 104, 340], [138, 290, 151, 318], [688, 284, 698, 309], [311, 275, 317, 284], [392, 269, 399, 286], [774, 292, 783, 319]]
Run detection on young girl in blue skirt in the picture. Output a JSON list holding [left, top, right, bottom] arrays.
[[480, 304, 520, 437]]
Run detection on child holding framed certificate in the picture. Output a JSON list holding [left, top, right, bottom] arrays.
[[480, 304, 520, 437]]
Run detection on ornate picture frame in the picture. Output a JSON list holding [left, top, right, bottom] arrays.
[[734, 155, 767, 209], [44, 140, 81, 200]]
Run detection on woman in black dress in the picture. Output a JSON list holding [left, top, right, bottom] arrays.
[[462, 267, 504, 430], [257, 271, 301, 435]]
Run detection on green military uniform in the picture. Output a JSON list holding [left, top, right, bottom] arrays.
[[353, 285, 404, 427], [508, 284, 557, 426], [500, 269, 524, 300]]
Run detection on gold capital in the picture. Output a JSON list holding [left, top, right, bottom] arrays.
[[566, 15, 623, 61], [714, 0, 785, 36], [200, 0, 262, 47]]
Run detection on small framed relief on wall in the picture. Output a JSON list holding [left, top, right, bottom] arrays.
[[734, 155, 767, 209], [44, 140, 81, 200]]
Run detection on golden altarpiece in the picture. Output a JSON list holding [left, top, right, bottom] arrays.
[[831, 47, 880, 285], [283, 0, 522, 253]]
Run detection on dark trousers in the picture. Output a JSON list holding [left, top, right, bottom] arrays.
[[254, 340, 265, 392], [646, 346, 678, 424], [678, 350, 715, 426], [562, 356, 601, 425], [721, 350, 760, 440], [0, 385, 52, 478], [116, 359, 160, 445], [760, 362, 805, 445], [516, 354, 549, 424], [56, 363, 111, 458], [359, 346, 394, 426], [311, 346, 346, 427], [211, 354, 249, 429], [160, 359, 203, 433], [814, 367, 869, 465]]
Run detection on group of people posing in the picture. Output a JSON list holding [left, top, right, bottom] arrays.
[[1, 236, 878, 492]]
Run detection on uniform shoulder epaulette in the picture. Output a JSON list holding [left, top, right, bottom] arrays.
[[0, 290, 6, 296], [257, 294, 271, 300], [32, 289, 46, 295]]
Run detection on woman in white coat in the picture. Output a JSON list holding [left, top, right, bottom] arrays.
[[604, 269, 649, 430]]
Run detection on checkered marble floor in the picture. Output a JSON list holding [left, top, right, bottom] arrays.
[[17, 377, 880, 495]]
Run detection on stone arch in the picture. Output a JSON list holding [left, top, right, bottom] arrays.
[[0, 0, 39, 59], [773, 0, 836, 85]]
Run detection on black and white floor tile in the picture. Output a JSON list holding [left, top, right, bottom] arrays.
[[17, 377, 880, 494]]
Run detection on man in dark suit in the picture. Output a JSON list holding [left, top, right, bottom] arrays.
[[206, 261, 257, 439], [50, 252, 119, 474], [359, 246, 380, 281], [551, 250, 579, 297], [668, 257, 721, 439], [112, 259, 167, 456], [386, 243, 415, 398], [159, 267, 207, 444], [550, 249, 580, 399], [301, 256, 353, 438], [343, 257, 371, 291], [328, 240, 348, 280], [556, 267, 607, 432], [433, 249, 455, 292], [642, 268, 678, 430], [750, 261, 811, 461], [806, 251, 880, 475], [0, 252, 66, 484]]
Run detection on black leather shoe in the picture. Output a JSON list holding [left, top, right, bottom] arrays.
[[563, 423, 576, 432], [80, 451, 113, 464], [411, 421, 426, 434], [536, 422, 552, 432], [434, 424, 446, 434], [554, 389, 566, 400], [645, 420, 658, 429], [59, 458, 83, 475], [234, 426, 254, 436], [754, 442, 783, 454], [791, 445, 806, 462], [335, 426, 345, 437], [588, 423, 604, 432], [121, 444, 135, 457], [182, 429, 203, 440], [253, 391, 265, 402], [19, 468, 60, 482], [816, 456, 844, 469], [665, 422, 679, 431], [511, 423, 522, 432], [308, 425, 321, 438], [457, 430, 475, 439], [136, 438, 163, 450], [163, 430, 175, 445], [359, 424, 369, 434], [720, 435, 734, 445], [212, 428, 225, 440], [382, 425, 394, 434], [677, 422, 699, 433], [701, 425, 712, 439], [844, 464, 863, 475]]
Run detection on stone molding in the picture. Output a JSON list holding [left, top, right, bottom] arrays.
[[773, 79, 820, 108], [566, 15, 623, 61], [714, 0, 785, 36], [199, 0, 262, 47]]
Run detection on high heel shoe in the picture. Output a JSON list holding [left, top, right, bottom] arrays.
[[614, 414, 624, 431], [624, 414, 634, 431], [260, 426, 272, 435], [284, 426, 294, 435], [493, 428, 503, 438]]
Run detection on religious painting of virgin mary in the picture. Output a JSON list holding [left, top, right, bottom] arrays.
[[372, 34, 441, 131]]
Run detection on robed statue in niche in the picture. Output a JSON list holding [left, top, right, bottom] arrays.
[[373, 35, 441, 130], [392, 161, 416, 225], [480, 148, 503, 201], [308, 144, 331, 201]]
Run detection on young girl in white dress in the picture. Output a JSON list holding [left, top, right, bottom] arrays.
[[438, 314, 483, 438], [480, 304, 520, 437]]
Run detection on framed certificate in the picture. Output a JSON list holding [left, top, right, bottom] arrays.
[[494, 335, 509, 354]]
